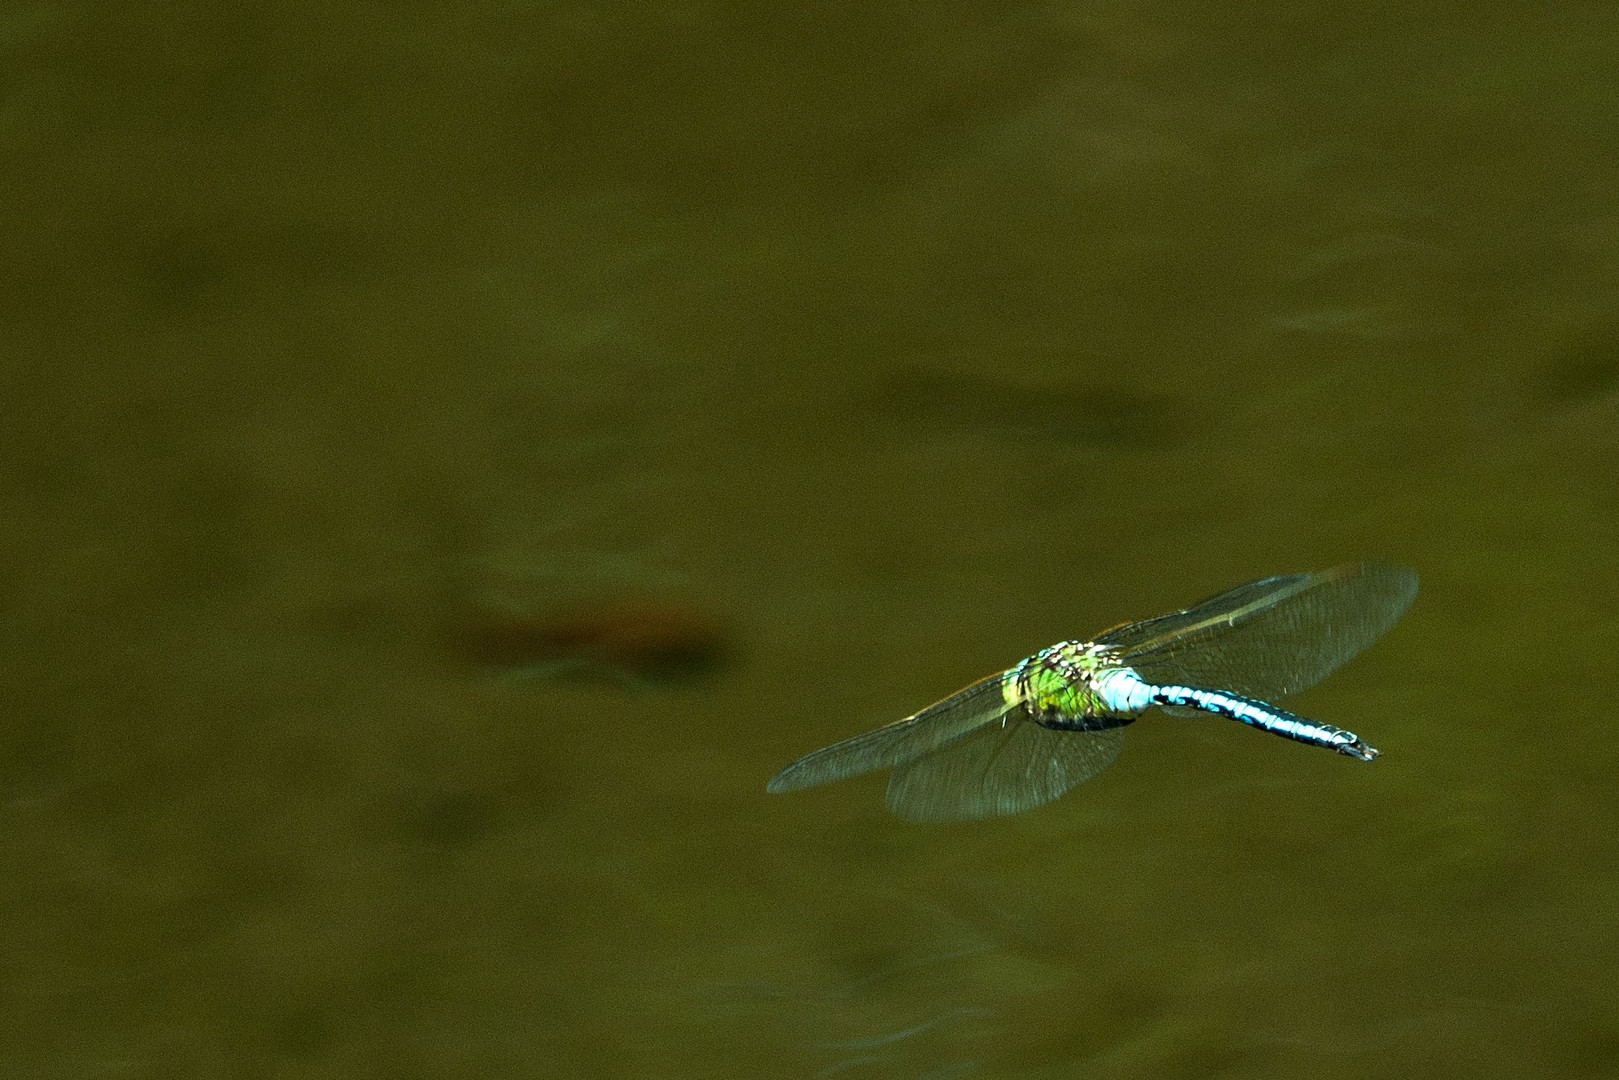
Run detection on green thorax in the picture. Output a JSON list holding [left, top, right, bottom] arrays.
[[1003, 640, 1126, 725]]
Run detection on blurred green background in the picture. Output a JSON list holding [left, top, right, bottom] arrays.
[[4, 3, 1619, 1077]]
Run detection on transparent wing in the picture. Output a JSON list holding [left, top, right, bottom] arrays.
[[1095, 561, 1417, 701], [767, 673, 1015, 794], [1094, 573, 1314, 651], [885, 718, 1123, 822]]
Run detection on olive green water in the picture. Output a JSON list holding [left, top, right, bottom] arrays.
[[5, 4, 1619, 1077]]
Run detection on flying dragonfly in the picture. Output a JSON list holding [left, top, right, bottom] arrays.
[[768, 562, 1417, 821]]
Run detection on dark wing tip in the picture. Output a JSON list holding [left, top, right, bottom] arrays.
[[765, 763, 813, 794], [765, 753, 833, 794], [765, 673, 1019, 799], [764, 731, 893, 794], [1338, 560, 1420, 615], [1334, 559, 1418, 586]]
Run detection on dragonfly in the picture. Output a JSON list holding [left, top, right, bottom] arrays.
[[768, 561, 1417, 821]]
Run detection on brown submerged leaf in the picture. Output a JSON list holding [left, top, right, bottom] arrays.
[[874, 366, 1181, 448], [449, 598, 727, 684]]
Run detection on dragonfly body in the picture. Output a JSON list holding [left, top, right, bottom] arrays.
[[1007, 642, 1128, 731], [1007, 642, 1376, 759], [769, 562, 1416, 821]]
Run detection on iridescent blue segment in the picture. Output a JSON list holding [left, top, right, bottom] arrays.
[[768, 561, 1416, 821], [1146, 684, 1379, 761]]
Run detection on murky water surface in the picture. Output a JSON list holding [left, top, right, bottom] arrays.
[[5, 4, 1619, 1077]]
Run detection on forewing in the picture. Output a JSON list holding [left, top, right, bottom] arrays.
[[1099, 561, 1417, 701], [767, 673, 1014, 794], [1094, 573, 1313, 651], [884, 717, 1124, 822]]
